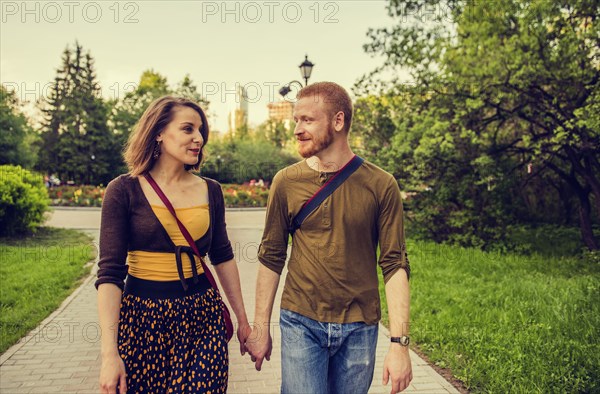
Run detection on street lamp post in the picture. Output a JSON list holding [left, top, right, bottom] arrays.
[[279, 54, 315, 98], [299, 54, 314, 86]]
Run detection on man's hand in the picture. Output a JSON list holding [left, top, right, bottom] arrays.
[[382, 346, 412, 393], [245, 323, 273, 371]]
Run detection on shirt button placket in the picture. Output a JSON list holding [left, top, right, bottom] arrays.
[[323, 198, 330, 227]]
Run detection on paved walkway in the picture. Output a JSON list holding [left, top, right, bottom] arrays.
[[0, 207, 459, 393]]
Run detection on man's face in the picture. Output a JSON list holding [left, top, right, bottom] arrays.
[[293, 96, 335, 158]]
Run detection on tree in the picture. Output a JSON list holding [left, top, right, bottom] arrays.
[[174, 74, 210, 109], [37, 42, 115, 185], [255, 119, 294, 149], [109, 69, 170, 145], [202, 132, 298, 184], [0, 86, 38, 168], [359, 0, 599, 249]]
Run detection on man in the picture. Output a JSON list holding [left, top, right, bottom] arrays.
[[246, 82, 412, 394]]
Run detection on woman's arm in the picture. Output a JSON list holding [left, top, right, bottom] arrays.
[[97, 283, 122, 358], [96, 178, 130, 394], [97, 284, 127, 394], [213, 259, 250, 354]]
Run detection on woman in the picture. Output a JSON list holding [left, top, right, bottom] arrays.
[[96, 96, 250, 393]]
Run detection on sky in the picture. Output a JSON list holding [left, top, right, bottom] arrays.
[[1, 0, 397, 133]]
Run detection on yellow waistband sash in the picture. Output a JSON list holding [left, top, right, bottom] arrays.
[[127, 204, 209, 281]]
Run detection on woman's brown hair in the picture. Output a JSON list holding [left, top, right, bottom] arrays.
[[123, 96, 209, 176]]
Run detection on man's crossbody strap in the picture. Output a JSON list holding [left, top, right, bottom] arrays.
[[289, 155, 364, 235]]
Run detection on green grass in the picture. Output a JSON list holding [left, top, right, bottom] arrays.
[[0, 227, 95, 353], [378, 239, 600, 393]]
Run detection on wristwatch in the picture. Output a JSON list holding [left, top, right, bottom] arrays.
[[390, 336, 410, 346]]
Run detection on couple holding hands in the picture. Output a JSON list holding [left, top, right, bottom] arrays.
[[96, 82, 411, 394]]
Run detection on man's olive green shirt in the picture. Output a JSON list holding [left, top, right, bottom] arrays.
[[258, 159, 410, 325]]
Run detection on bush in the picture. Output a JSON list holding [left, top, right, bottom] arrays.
[[0, 165, 49, 236]]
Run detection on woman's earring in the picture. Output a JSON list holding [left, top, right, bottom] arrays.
[[153, 141, 161, 159]]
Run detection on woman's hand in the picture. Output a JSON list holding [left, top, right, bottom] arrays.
[[237, 320, 252, 356], [99, 353, 127, 394]]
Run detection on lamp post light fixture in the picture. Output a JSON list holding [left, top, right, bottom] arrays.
[[299, 54, 314, 86], [279, 54, 315, 98], [278, 80, 303, 97]]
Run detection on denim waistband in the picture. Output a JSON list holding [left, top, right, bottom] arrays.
[[124, 274, 211, 299]]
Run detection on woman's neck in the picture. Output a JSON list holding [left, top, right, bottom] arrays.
[[149, 161, 190, 185]]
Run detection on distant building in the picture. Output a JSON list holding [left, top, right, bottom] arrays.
[[267, 101, 294, 122], [267, 100, 294, 130], [228, 85, 249, 135]]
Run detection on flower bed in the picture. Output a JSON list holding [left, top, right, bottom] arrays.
[[222, 184, 269, 208], [47, 185, 105, 207], [47, 184, 269, 208]]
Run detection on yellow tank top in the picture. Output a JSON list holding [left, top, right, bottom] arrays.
[[127, 204, 209, 281]]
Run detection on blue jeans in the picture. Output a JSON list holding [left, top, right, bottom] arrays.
[[280, 309, 378, 394]]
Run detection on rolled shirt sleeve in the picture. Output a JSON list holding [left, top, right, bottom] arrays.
[[377, 176, 411, 282]]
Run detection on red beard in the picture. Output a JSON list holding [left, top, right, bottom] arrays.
[[298, 124, 335, 158]]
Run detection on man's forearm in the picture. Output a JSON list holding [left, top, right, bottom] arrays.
[[384, 269, 410, 337], [254, 264, 280, 327]]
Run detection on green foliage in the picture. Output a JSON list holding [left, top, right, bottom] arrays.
[[108, 69, 171, 142], [378, 239, 600, 393], [202, 137, 298, 184], [501, 224, 598, 257], [0, 227, 94, 353], [358, 0, 600, 249], [255, 119, 295, 149], [0, 86, 38, 168], [0, 165, 49, 236]]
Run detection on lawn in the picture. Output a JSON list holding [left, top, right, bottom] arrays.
[[378, 235, 599, 393], [0, 227, 95, 353]]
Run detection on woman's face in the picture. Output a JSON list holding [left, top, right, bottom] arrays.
[[156, 106, 204, 166]]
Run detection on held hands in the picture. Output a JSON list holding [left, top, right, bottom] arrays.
[[245, 323, 272, 371], [383, 346, 413, 393], [99, 353, 127, 394], [237, 321, 252, 356]]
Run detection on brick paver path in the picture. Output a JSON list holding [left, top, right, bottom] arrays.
[[0, 207, 459, 393]]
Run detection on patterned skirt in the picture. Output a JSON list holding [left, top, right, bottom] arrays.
[[118, 275, 228, 393]]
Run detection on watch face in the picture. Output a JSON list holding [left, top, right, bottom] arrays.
[[391, 336, 410, 346]]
